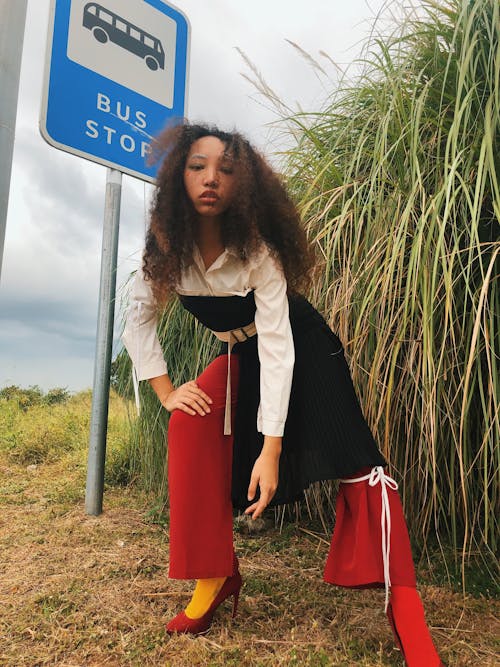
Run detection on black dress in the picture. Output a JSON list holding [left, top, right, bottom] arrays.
[[179, 291, 386, 510]]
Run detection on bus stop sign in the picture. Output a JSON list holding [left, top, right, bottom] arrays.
[[40, 0, 190, 183]]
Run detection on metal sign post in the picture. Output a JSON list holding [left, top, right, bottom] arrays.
[[85, 168, 121, 515], [40, 0, 189, 515]]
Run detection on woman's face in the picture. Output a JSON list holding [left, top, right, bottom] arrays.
[[183, 136, 236, 219]]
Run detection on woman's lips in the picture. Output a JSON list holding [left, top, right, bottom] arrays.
[[200, 190, 219, 201]]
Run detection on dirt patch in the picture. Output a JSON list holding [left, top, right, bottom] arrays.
[[0, 458, 498, 666]]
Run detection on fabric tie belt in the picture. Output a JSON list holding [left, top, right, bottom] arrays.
[[339, 466, 399, 612], [211, 321, 257, 435]]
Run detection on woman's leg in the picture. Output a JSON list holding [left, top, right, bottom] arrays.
[[324, 466, 443, 666], [167, 354, 239, 580], [323, 467, 416, 589]]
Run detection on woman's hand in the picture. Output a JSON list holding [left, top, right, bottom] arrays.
[[245, 436, 282, 520], [163, 380, 213, 416]]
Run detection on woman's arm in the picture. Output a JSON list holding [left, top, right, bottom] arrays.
[[244, 247, 295, 519], [122, 268, 168, 381], [122, 269, 212, 415], [252, 249, 295, 436]]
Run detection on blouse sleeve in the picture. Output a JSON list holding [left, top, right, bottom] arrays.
[[121, 268, 168, 381], [251, 247, 295, 437]]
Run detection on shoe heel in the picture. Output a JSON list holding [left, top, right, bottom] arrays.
[[232, 589, 240, 618]]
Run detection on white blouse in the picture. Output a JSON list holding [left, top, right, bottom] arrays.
[[121, 243, 295, 437]]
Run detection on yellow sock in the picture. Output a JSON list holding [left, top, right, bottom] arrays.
[[185, 577, 226, 619]]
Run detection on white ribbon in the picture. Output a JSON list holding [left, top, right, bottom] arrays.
[[212, 322, 257, 435], [132, 302, 142, 415], [339, 465, 398, 612], [132, 365, 140, 415]]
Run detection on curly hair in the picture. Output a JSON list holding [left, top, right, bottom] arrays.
[[143, 121, 314, 304]]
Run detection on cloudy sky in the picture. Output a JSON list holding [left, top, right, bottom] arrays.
[[1, 0, 398, 392]]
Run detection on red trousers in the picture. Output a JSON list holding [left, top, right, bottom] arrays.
[[167, 354, 415, 588], [323, 468, 416, 588], [166, 355, 443, 664], [168, 354, 239, 579]]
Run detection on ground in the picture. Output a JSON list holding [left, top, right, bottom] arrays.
[[0, 454, 498, 667]]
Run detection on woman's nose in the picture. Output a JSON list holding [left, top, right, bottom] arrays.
[[203, 168, 218, 186]]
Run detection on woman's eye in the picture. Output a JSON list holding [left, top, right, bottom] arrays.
[[220, 166, 234, 175], [188, 164, 203, 171]]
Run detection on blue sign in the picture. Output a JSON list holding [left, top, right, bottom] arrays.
[[40, 0, 190, 183]]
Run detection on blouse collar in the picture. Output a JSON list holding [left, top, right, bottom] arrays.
[[193, 243, 237, 275]]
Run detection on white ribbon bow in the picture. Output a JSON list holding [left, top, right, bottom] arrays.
[[339, 465, 398, 612]]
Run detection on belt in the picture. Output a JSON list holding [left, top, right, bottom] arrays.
[[211, 321, 257, 435]]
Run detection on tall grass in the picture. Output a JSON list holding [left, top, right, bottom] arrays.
[[282, 0, 499, 565], [117, 0, 499, 574]]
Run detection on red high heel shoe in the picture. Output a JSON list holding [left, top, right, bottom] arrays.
[[386, 586, 446, 666], [166, 554, 242, 635]]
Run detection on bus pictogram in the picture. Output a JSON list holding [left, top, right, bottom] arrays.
[[82, 2, 165, 71]]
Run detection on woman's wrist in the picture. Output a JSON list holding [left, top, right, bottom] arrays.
[[262, 435, 282, 457], [159, 388, 175, 409], [148, 374, 175, 407]]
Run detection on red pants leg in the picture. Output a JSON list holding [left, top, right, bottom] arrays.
[[324, 466, 443, 666], [167, 354, 239, 580], [323, 466, 416, 588]]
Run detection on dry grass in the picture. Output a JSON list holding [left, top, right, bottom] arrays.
[[0, 454, 498, 667]]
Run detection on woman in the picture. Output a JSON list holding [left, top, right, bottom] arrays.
[[122, 122, 444, 666]]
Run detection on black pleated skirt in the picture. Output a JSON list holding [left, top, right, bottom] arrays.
[[179, 293, 386, 510]]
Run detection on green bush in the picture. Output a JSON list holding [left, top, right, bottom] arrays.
[[44, 388, 70, 406], [0, 388, 132, 482], [0, 385, 70, 411]]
